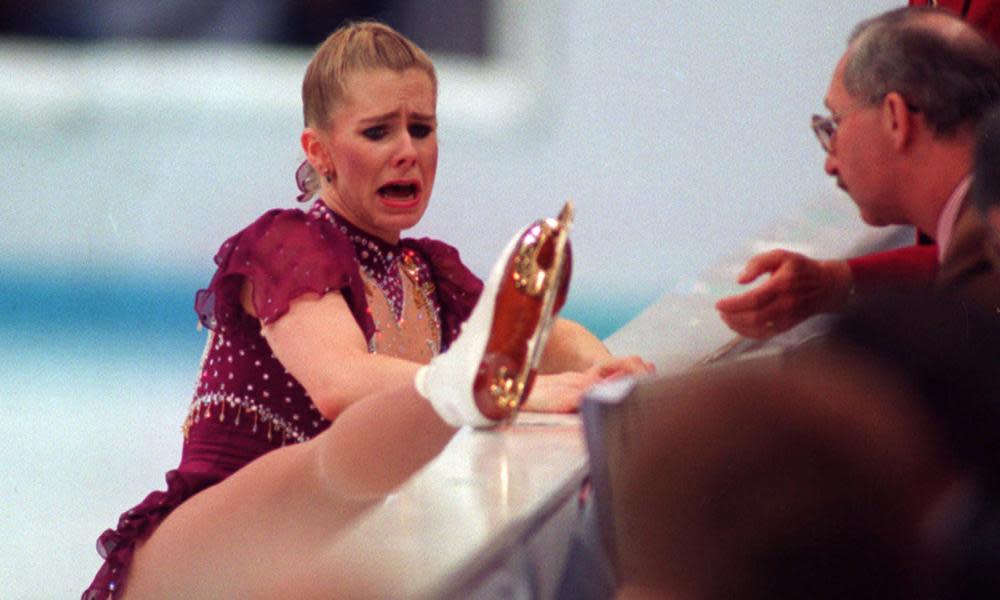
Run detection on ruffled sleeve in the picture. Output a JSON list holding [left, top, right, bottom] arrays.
[[194, 208, 374, 341], [406, 237, 483, 349]]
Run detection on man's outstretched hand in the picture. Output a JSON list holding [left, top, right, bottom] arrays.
[[715, 250, 853, 339]]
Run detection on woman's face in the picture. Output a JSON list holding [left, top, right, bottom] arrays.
[[316, 68, 438, 243]]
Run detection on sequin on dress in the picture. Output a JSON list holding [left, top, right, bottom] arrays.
[[83, 200, 483, 599]]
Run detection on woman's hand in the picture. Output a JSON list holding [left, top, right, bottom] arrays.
[[589, 355, 656, 379], [522, 355, 654, 413], [522, 370, 604, 413]]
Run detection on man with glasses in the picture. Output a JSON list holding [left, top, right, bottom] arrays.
[[716, 6, 1000, 338]]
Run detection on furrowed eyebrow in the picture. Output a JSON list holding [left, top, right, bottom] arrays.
[[358, 111, 436, 124], [358, 111, 397, 124]]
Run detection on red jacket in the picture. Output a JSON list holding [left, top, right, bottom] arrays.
[[909, 0, 1000, 46]]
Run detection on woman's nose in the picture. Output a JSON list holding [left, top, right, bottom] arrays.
[[394, 132, 418, 167]]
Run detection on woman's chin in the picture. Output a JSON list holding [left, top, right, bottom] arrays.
[[379, 198, 427, 224], [376, 207, 427, 236]]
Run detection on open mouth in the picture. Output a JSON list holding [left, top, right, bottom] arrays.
[[378, 182, 419, 201], [378, 181, 420, 210]]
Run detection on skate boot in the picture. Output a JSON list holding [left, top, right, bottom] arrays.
[[415, 202, 574, 427]]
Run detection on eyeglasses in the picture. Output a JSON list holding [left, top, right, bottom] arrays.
[[810, 104, 868, 153], [812, 99, 920, 153]]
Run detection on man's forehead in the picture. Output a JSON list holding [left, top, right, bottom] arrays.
[[823, 56, 850, 108]]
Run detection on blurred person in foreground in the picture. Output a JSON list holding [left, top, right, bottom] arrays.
[[716, 4, 1000, 339], [614, 292, 1000, 600], [84, 20, 651, 599]]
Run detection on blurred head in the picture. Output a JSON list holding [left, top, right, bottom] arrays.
[[826, 292, 1000, 600], [616, 349, 953, 600], [819, 7, 1000, 227], [615, 293, 1000, 600], [299, 21, 438, 243]]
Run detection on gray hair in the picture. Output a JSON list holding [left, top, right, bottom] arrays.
[[843, 7, 1000, 137]]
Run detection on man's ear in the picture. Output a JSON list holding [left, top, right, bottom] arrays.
[[301, 128, 333, 179], [882, 91, 916, 152]]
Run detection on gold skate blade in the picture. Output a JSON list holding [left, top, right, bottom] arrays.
[[476, 201, 574, 421]]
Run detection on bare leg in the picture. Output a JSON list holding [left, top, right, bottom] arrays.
[[124, 383, 456, 599], [315, 382, 457, 500]]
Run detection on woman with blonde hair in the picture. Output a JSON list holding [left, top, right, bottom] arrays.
[[84, 21, 650, 599]]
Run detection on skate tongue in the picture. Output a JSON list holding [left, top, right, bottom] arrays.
[[523, 200, 573, 380], [557, 200, 574, 229]]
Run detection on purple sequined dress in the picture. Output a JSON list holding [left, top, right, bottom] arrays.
[[83, 200, 482, 599]]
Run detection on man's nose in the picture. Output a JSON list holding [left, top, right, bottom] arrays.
[[824, 152, 839, 177]]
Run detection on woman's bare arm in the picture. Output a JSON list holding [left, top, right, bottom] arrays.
[[252, 288, 422, 421]]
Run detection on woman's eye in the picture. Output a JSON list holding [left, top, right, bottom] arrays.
[[362, 126, 386, 140], [409, 124, 433, 139]]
